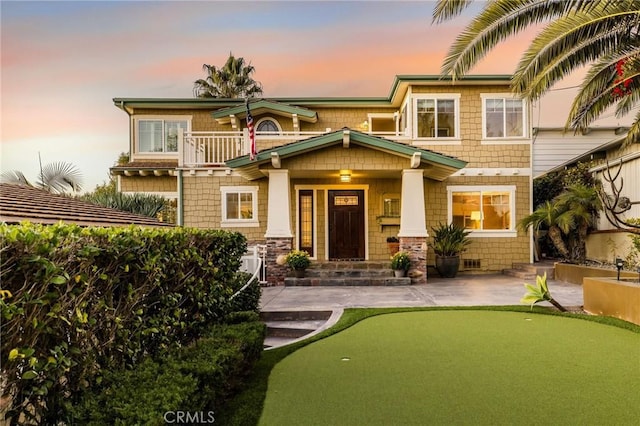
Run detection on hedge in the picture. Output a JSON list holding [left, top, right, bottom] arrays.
[[0, 222, 259, 424], [69, 319, 266, 425]]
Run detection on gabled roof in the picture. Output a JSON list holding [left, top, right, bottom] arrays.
[[0, 183, 171, 227], [211, 99, 318, 124], [225, 128, 467, 181]]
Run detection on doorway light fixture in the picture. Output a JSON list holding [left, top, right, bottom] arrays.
[[340, 170, 352, 183]]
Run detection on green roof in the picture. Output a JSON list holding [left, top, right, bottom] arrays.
[[114, 74, 513, 111], [211, 99, 318, 122], [225, 128, 467, 181]]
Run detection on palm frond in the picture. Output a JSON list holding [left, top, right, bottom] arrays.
[[441, 0, 583, 78], [37, 161, 83, 194], [0, 170, 33, 186], [513, 6, 640, 98], [567, 48, 640, 131], [431, 0, 475, 24]]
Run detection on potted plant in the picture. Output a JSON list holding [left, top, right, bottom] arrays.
[[429, 222, 471, 278], [390, 251, 411, 277], [386, 236, 400, 255], [284, 249, 311, 278]]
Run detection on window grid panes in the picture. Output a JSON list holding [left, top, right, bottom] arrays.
[[452, 190, 511, 230], [417, 98, 456, 138], [257, 119, 279, 133], [138, 119, 187, 153], [299, 190, 314, 253], [383, 197, 400, 217], [225, 192, 254, 220], [484, 98, 523, 138]]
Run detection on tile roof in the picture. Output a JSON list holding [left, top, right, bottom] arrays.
[[0, 183, 172, 227]]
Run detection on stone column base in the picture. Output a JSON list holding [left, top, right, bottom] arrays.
[[266, 237, 293, 286], [400, 236, 427, 284]]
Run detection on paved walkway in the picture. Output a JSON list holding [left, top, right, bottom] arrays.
[[260, 274, 584, 311]]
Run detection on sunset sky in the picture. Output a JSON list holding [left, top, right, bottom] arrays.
[[1, 1, 627, 191]]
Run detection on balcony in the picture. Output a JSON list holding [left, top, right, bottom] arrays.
[[178, 129, 409, 167]]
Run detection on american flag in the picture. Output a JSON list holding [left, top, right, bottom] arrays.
[[246, 99, 256, 160]]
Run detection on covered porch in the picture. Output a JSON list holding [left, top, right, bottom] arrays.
[[226, 129, 467, 285]]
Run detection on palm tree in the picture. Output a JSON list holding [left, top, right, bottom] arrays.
[[518, 200, 571, 259], [554, 184, 602, 262], [1, 161, 83, 194], [193, 53, 263, 99], [519, 184, 602, 263], [433, 0, 640, 143]]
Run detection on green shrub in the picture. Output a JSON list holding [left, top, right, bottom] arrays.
[[229, 271, 262, 313], [0, 223, 249, 424], [71, 359, 198, 426], [70, 321, 265, 425]]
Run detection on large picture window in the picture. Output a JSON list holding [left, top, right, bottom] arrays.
[[414, 96, 459, 139], [221, 186, 259, 227], [448, 186, 516, 236], [137, 118, 189, 153], [483, 96, 525, 138]]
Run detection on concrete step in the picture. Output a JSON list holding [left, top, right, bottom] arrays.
[[260, 310, 335, 349], [284, 276, 411, 286], [502, 261, 555, 280], [304, 268, 395, 278]]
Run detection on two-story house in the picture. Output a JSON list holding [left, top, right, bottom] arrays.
[[111, 75, 533, 285]]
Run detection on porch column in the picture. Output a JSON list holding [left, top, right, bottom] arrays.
[[265, 170, 293, 285], [399, 169, 428, 284]]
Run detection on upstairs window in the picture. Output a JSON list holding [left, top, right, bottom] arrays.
[[138, 118, 189, 153], [256, 118, 281, 133], [483, 96, 525, 138], [414, 95, 459, 139]]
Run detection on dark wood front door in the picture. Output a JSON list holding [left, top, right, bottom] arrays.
[[328, 190, 365, 260]]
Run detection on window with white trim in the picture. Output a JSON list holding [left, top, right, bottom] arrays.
[[137, 118, 189, 153], [221, 186, 259, 227], [256, 118, 281, 133], [413, 95, 459, 139], [448, 185, 516, 236], [482, 96, 525, 138]]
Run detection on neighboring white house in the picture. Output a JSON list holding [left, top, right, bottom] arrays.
[[542, 135, 639, 263]]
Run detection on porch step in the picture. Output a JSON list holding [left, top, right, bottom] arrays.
[[286, 261, 410, 286], [284, 276, 411, 286], [260, 310, 333, 349], [502, 262, 555, 280]]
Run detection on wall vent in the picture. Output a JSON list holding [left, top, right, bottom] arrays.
[[463, 259, 481, 269]]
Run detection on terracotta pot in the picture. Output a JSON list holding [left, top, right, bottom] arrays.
[[388, 242, 400, 255]]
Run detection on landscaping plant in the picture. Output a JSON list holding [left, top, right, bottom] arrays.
[[521, 273, 567, 312], [390, 251, 411, 272], [0, 223, 257, 424]]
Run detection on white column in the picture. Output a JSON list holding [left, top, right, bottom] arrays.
[[265, 170, 293, 238], [399, 169, 428, 237]]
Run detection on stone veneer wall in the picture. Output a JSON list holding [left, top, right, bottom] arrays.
[[400, 236, 427, 284], [266, 237, 293, 286]]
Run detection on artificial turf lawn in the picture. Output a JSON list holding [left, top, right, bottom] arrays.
[[259, 310, 640, 425]]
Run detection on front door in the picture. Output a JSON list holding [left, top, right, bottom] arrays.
[[328, 190, 365, 260]]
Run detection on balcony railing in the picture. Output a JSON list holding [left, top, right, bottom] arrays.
[[178, 129, 409, 167]]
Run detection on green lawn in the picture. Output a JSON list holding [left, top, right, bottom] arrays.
[[259, 311, 640, 425]]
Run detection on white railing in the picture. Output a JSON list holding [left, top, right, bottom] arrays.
[[231, 244, 268, 300], [178, 129, 409, 167]]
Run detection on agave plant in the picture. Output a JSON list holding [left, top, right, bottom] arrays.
[[429, 222, 472, 256], [521, 273, 567, 312]]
